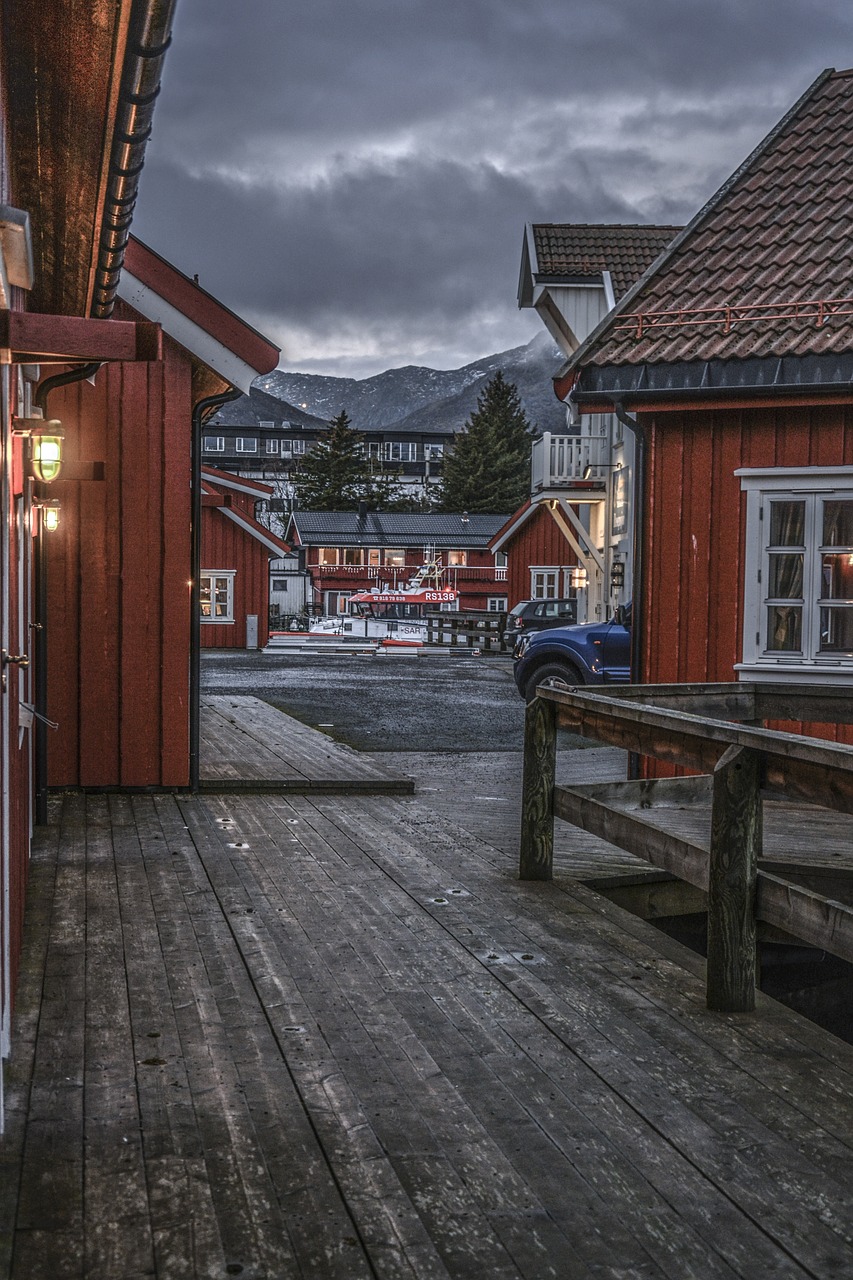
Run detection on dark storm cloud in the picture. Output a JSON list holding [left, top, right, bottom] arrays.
[[132, 0, 853, 374]]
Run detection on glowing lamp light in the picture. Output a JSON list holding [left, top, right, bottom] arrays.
[[33, 498, 61, 531], [13, 417, 65, 483], [569, 566, 588, 590], [30, 423, 64, 482]]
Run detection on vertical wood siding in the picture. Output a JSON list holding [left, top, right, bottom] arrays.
[[200, 497, 272, 649], [642, 402, 853, 745], [46, 328, 192, 788], [505, 505, 577, 605]]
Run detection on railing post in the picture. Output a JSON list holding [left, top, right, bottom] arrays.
[[706, 744, 762, 1011], [519, 695, 557, 880]]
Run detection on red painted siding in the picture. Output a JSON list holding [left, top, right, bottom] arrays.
[[46, 325, 192, 788], [503, 504, 578, 606], [641, 402, 853, 747], [201, 499, 272, 648]]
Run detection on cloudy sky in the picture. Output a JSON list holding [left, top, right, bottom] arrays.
[[132, 0, 853, 378]]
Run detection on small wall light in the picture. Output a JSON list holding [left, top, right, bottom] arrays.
[[33, 498, 61, 531], [569, 565, 588, 589], [610, 559, 625, 589], [13, 418, 65, 483]]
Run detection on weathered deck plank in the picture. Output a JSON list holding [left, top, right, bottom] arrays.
[[200, 695, 414, 794], [5, 778, 853, 1277]]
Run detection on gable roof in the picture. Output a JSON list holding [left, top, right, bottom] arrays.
[[527, 224, 680, 302], [119, 238, 280, 392], [565, 69, 853, 397], [287, 512, 508, 549], [201, 470, 290, 557]]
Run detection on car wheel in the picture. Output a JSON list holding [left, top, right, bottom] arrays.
[[524, 661, 583, 704]]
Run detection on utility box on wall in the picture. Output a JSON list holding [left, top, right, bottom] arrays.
[[246, 614, 259, 649]]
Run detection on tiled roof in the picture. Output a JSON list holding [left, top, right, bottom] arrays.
[[574, 69, 853, 371], [532, 225, 680, 300], [288, 512, 508, 548]]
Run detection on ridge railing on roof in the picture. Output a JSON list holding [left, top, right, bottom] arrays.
[[615, 296, 853, 340]]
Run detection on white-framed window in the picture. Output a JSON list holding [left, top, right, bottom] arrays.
[[738, 467, 853, 680], [318, 547, 338, 565], [266, 439, 279, 454], [487, 596, 508, 612], [385, 442, 418, 462], [493, 551, 508, 581], [203, 436, 225, 452], [271, 578, 288, 592], [236, 437, 257, 453], [200, 571, 235, 622], [258, 420, 275, 429], [530, 568, 559, 599], [424, 443, 444, 460], [447, 549, 467, 566]]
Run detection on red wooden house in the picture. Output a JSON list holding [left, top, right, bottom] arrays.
[[45, 241, 279, 788], [561, 68, 853, 714], [0, 0, 279, 1107], [286, 511, 510, 614], [201, 466, 290, 648], [490, 501, 582, 608]]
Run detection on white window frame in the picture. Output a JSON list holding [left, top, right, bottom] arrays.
[[737, 466, 853, 683], [203, 436, 225, 452], [236, 437, 257, 453], [530, 568, 559, 600], [291, 438, 306, 455], [266, 438, 279, 454], [385, 441, 418, 462], [200, 570, 235, 623], [487, 596, 508, 612]]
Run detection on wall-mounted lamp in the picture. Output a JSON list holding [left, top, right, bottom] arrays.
[[33, 498, 61, 531], [610, 559, 625, 590], [569, 565, 588, 590], [13, 417, 65, 482], [582, 462, 621, 481]]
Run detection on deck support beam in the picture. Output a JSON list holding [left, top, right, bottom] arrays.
[[519, 696, 557, 880], [706, 745, 762, 1012]]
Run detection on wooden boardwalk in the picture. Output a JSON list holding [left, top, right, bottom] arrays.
[[200, 695, 414, 794], [4, 784, 853, 1277]]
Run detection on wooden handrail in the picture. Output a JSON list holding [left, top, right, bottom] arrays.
[[519, 681, 853, 1012]]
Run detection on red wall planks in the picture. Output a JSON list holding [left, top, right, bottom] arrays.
[[46, 319, 193, 788], [504, 505, 577, 606], [200, 495, 273, 649]]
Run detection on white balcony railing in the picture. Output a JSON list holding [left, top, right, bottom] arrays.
[[531, 432, 611, 492]]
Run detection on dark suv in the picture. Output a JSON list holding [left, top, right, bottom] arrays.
[[512, 604, 632, 701], [502, 598, 578, 650]]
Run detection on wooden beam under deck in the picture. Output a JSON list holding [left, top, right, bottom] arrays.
[[0, 312, 162, 364]]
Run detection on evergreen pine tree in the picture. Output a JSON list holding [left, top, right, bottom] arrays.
[[294, 410, 377, 510], [438, 371, 532, 513]]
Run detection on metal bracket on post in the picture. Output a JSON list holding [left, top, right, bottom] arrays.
[[519, 694, 557, 880], [706, 744, 762, 1012]]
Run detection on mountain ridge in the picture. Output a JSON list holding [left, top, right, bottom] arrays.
[[249, 332, 567, 436]]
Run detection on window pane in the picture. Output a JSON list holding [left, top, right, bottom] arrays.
[[820, 606, 853, 653], [766, 605, 802, 652], [823, 500, 853, 547], [821, 552, 853, 601], [769, 500, 805, 546], [768, 552, 803, 599]]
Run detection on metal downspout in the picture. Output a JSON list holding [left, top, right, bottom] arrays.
[[190, 388, 242, 792], [90, 0, 178, 319], [612, 402, 647, 782], [33, 364, 102, 824]]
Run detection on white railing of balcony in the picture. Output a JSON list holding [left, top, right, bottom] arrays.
[[531, 432, 611, 491]]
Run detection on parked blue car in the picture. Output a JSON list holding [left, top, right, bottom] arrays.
[[512, 605, 632, 702]]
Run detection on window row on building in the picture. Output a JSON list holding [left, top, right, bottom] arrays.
[[202, 435, 444, 462]]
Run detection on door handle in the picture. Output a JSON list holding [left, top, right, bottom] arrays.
[[1, 650, 29, 693]]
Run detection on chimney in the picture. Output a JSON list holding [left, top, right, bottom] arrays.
[[358, 501, 368, 521]]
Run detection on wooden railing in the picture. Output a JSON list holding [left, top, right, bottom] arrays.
[[425, 611, 506, 650], [531, 432, 610, 491], [519, 681, 853, 1012]]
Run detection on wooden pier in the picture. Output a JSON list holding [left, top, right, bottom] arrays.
[[200, 694, 414, 794], [4, 762, 853, 1276]]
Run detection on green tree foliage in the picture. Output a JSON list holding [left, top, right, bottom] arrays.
[[294, 410, 382, 510], [438, 371, 532, 513]]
